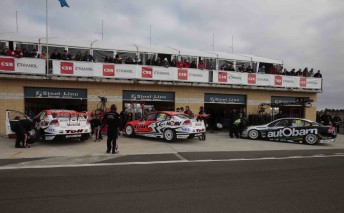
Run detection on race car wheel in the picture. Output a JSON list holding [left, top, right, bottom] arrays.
[[248, 130, 260, 140], [164, 129, 176, 142], [125, 125, 135, 137], [304, 134, 319, 145]]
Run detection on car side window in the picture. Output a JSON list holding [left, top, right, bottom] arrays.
[[304, 121, 311, 127], [147, 113, 158, 121], [40, 112, 47, 120], [276, 120, 289, 127], [291, 119, 305, 127], [267, 120, 280, 127]]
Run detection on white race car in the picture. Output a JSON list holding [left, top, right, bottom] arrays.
[[124, 111, 206, 142], [6, 109, 91, 141]]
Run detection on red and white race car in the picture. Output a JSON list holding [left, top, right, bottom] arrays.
[[124, 111, 206, 142], [6, 109, 91, 141]]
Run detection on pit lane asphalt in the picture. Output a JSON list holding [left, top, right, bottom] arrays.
[[0, 132, 342, 168], [1, 155, 344, 213]]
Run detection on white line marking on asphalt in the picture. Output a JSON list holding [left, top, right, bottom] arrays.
[[1, 154, 344, 170]]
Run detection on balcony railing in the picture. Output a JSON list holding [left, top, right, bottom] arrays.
[[0, 56, 322, 90]]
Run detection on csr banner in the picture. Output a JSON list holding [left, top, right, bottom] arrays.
[[93, 63, 137, 79], [176, 68, 209, 83], [138, 66, 176, 81], [274, 75, 298, 88], [211, 71, 243, 84], [53, 60, 94, 76], [0, 56, 45, 75]]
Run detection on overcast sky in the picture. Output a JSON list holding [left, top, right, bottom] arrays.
[[1, 0, 343, 110]]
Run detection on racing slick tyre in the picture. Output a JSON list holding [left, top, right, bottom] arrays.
[[304, 134, 319, 145], [164, 129, 176, 142], [124, 125, 135, 137], [248, 130, 260, 140]]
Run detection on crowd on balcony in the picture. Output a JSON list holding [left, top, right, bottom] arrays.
[[0, 46, 322, 78]]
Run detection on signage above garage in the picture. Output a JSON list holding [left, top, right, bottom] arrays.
[[204, 93, 246, 105], [24, 87, 87, 99], [123, 91, 175, 102]]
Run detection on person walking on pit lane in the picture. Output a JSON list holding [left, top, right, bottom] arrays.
[[102, 104, 122, 154]]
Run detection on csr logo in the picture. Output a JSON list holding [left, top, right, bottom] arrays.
[[60, 62, 74, 74], [0, 57, 15, 71], [300, 77, 307, 87], [103, 64, 115, 76], [275, 76, 282, 86], [142, 67, 153, 78], [178, 69, 188, 80], [248, 73, 256, 84], [218, 72, 227, 82]]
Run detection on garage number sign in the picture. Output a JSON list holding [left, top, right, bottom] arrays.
[[25, 87, 87, 99]]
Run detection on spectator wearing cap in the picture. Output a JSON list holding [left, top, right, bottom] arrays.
[[313, 70, 322, 78], [50, 49, 62, 60], [114, 54, 122, 64], [162, 58, 170, 68], [30, 49, 40, 58], [83, 51, 95, 62], [198, 59, 206, 70], [61, 50, 72, 60]]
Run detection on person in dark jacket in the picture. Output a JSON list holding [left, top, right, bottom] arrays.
[[313, 70, 322, 78], [83, 51, 95, 62], [50, 49, 62, 59], [12, 116, 32, 148], [102, 104, 122, 154], [332, 115, 342, 133], [320, 111, 332, 126]]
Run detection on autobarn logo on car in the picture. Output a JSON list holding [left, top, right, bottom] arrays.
[[267, 128, 318, 138]]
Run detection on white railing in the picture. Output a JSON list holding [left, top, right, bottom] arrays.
[[0, 57, 322, 90]]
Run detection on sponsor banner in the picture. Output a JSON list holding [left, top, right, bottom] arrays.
[[102, 64, 115, 77], [0, 57, 45, 74], [299, 77, 307, 88], [141, 66, 153, 79], [24, 87, 87, 99], [280, 75, 298, 88], [255, 73, 271, 86], [274, 75, 283, 86], [123, 90, 175, 102], [228, 72, 243, 84], [306, 78, 322, 89], [271, 96, 303, 106], [267, 127, 318, 138], [113, 64, 136, 79], [212, 71, 242, 84], [53, 60, 94, 76], [204, 93, 246, 104], [153, 66, 176, 80], [177, 68, 208, 83]]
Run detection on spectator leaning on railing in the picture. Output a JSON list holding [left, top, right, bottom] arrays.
[[308, 68, 314, 77], [61, 50, 72, 60], [50, 49, 62, 60], [83, 51, 95, 62], [170, 58, 176, 67], [190, 60, 197, 68], [74, 51, 83, 61], [258, 66, 265, 73], [296, 69, 303, 76], [313, 70, 322, 78], [302, 67, 309, 77], [198, 59, 206, 70], [162, 58, 170, 68]]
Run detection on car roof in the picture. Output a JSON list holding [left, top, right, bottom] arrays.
[[275, 117, 315, 123], [44, 109, 79, 115]]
